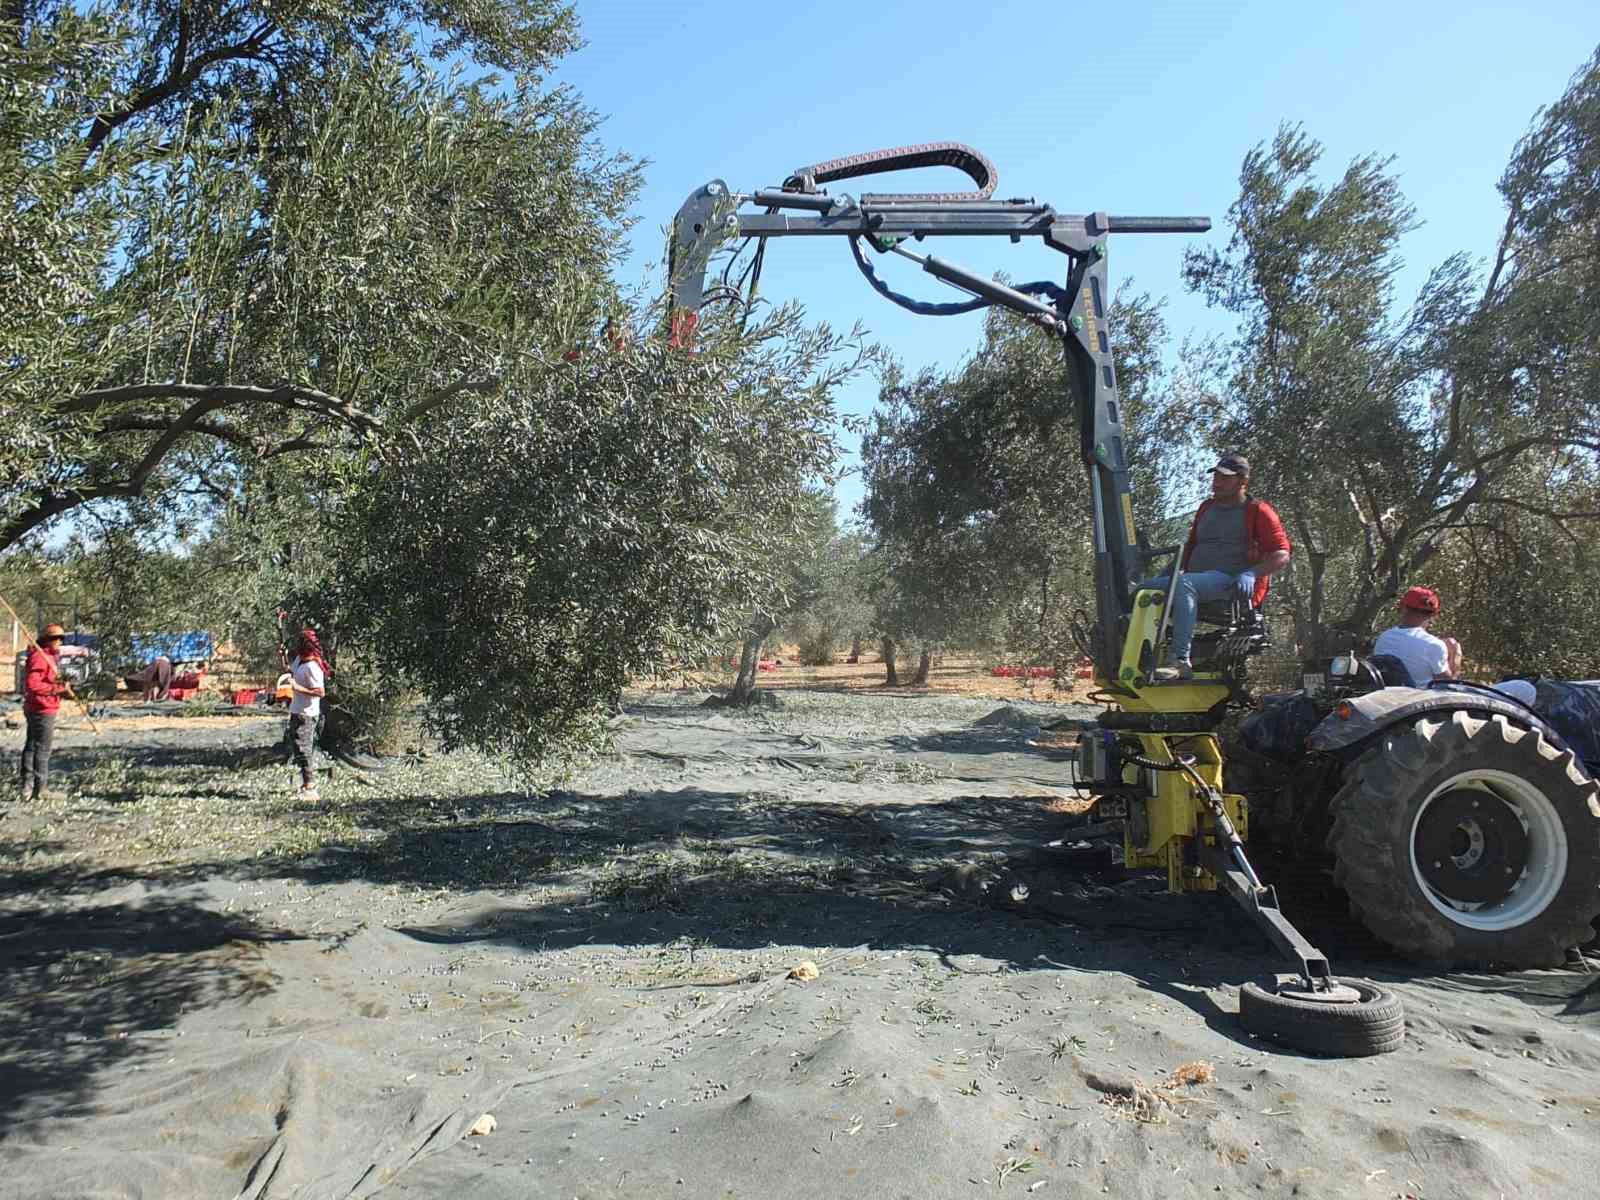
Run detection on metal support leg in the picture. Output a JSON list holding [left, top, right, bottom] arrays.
[[1178, 761, 1333, 990], [1198, 837, 1332, 988]]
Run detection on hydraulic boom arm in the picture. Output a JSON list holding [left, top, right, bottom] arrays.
[[663, 146, 1398, 1030], [665, 143, 1209, 684]]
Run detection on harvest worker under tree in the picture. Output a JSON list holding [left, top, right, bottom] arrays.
[[284, 629, 330, 805], [18, 623, 70, 802]]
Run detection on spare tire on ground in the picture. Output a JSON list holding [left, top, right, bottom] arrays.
[[1239, 976, 1404, 1057]]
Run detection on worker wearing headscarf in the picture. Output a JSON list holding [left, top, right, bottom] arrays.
[[287, 628, 330, 803]]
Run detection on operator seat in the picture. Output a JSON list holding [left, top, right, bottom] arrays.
[[1132, 544, 1270, 672], [1366, 652, 1414, 689], [1190, 594, 1270, 667]]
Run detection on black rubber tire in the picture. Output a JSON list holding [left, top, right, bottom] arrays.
[[1328, 710, 1600, 968], [1239, 977, 1404, 1057]]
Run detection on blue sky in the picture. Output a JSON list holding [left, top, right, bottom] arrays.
[[554, 2, 1596, 518]]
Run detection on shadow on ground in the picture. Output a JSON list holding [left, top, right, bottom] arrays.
[[0, 900, 299, 1132], [5, 775, 1489, 1021]]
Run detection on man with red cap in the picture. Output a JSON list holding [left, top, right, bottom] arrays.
[[1374, 587, 1461, 687], [20, 623, 71, 801]]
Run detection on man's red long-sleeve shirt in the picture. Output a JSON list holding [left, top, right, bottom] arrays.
[[23, 646, 63, 716]]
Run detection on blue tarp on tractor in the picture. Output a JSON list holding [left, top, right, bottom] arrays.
[[130, 632, 215, 664]]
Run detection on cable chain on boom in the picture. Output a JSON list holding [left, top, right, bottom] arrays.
[[784, 142, 999, 203]]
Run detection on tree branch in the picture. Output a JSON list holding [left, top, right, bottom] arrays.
[[4, 393, 244, 548], [172, 3, 191, 84], [97, 417, 336, 460], [8, 375, 484, 553], [262, 438, 331, 458], [62, 381, 385, 433], [1473, 494, 1600, 526], [395, 376, 500, 426], [83, 21, 279, 160], [99, 415, 261, 450]]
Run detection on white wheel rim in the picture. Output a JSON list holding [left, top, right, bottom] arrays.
[[1407, 768, 1567, 932]]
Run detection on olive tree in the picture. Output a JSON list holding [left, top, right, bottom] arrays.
[[1181, 49, 1600, 661], [859, 292, 1174, 681], [2, 0, 608, 553], [329, 303, 859, 768]]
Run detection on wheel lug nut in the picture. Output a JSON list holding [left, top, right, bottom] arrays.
[[1433, 861, 1442, 869]]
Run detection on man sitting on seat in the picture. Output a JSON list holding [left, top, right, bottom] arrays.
[[1374, 587, 1461, 686], [1143, 453, 1292, 681]]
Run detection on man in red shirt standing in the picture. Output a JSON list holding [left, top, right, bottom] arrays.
[[1139, 453, 1292, 680], [20, 623, 70, 801]]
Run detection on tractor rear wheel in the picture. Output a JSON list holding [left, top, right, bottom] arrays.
[[1328, 710, 1600, 967]]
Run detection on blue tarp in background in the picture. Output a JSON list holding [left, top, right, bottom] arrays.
[[129, 632, 215, 664]]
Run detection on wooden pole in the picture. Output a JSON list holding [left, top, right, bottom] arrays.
[[0, 592, 100, 735]]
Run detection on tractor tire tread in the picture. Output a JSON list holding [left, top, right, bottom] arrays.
[[1328, 710, 1600, 968]]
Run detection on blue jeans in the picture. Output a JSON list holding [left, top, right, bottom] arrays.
[[1134, 571, 1243, 663]]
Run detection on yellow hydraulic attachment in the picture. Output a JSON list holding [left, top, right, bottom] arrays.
[[1098, 584, 1247, 892], [1117, 732, 1248, 893], [666, 143, 1345, 1005]]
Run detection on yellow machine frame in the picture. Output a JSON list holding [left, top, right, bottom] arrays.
[[665, 151, 1342, 998], [1108, 586, 1248, 894]]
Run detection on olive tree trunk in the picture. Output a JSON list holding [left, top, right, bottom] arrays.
[[728, 615, 778, 704], [880, 636, 899, 686]]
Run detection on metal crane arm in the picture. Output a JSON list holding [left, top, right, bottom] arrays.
[[665, 145, 1209, 683]]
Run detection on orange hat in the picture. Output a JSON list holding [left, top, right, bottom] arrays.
[[1399, 587, 1440, 615], [39, 623, 66, 642]]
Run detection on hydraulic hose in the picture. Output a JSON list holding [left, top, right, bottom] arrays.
[[1121, 748, 1264, 890], [847, 235, 1067, 319]]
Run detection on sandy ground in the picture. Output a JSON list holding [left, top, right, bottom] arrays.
[[1, 690, 1597, 1200], [644, 649, 1091, 703]]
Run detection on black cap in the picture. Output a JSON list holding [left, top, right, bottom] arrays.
[[1210, 453, 1250, 477]]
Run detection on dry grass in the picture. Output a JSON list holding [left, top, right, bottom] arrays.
[[1041, 795, 1095, 816], [638, 649, 1088, 704], [1166, 1060, 1216, 1088], [1085, 1061, 1217, 1124], [61, 712, 267, 735]]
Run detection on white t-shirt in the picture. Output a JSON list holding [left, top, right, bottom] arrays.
[[1373, 625, 1449, 687], [288, 657, 325, 717]]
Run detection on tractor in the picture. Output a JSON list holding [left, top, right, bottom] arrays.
[[1223, 658, 1600, 971], [664, 143, 1600, 1056]]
